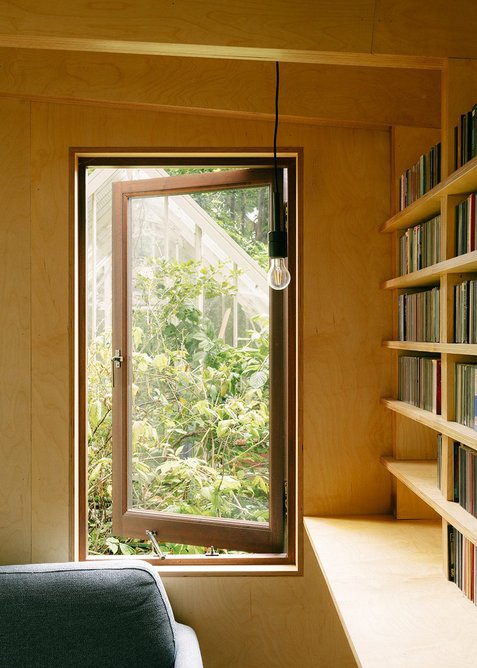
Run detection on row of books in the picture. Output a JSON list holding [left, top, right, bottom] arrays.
[[440, 438, 477, 511], [455, 193, 477, 255], [448, 526, 477, 604], [398, 214, 441, 275], [437, 441, 477, 602], [398, 355, 441, 413], [454, 279, 477, 343], [399, 142, 441, 210], [454, 103, 477, 170], [457, 443, 477, 518], [397, 287, 440, 342], [455, 363, 477, 431]]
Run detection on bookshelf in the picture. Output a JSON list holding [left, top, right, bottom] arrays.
[[382, 71, 477, 603]]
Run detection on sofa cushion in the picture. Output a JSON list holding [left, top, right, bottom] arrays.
[[0, 561, 176, 667]]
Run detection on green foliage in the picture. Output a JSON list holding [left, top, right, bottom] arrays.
[[88, 258, 269, 556]]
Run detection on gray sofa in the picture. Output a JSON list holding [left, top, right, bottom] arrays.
[[0, 560, 202, 667]]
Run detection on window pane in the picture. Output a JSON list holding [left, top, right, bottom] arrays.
[[128, 186, 270, 524]]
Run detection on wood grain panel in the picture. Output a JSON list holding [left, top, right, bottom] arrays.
[[0, 0, 375, 54], [30, 102, 71, 561], [163, 533, 357, 668], [0, 0, 474, 65], [395, 479, 440, 520], [0, 48, 441, 129], [302, 125, 393, 516], [0, 97, 31, 565], [394, 413, 437, 460], [374, 0, 477, 59]]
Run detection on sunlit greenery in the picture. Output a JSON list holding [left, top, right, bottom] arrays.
[[88, 260, 269, 556]]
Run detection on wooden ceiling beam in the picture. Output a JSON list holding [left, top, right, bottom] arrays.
[[0, 34, 444, 70]]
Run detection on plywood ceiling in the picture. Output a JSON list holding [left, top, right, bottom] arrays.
[[0, 1, 474, 65]]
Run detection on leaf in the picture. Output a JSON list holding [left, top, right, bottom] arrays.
[[248, 371, 268, 389], [132, 327, 144, 348], [216, 419, 235, 438], [119, 542, 136, 555], [105, 537, 119, 554], [153, 353, 168, 371]]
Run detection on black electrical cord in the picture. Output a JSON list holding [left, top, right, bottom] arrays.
[[273, 61, 280, 195], [269, 60, 287, 258]]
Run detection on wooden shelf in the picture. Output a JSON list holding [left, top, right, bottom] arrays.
[[305, 515, 477, 668], [381, 155, 477, 234], [381, 251, 477, 289], [381, 398, 477, 449], [383, 340, 477, 355], [376, 72, 477, 659], [381, 457, 477, 545]]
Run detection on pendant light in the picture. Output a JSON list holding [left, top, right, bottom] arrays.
[[268, 61, 291, 291]]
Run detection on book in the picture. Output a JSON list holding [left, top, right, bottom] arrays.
[[398, 355, 440, 413], [398, 215, 441, 275], [399, 142, 442, 210]]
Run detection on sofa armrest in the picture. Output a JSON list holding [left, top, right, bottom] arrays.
[[174, 622, 203, 668]]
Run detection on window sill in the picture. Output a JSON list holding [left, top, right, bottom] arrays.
[[157, 563, 300, 577], [84, 554, 300, 577], [305, 515, 477, 667]]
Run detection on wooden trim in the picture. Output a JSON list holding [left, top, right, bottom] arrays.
[[113, 167, 277, 198], [382, 398, 477, 450], [74, 149, 299, 163], [76, 150, 300, 564], [382, 250, 477, 290], [111, 180, 129, 534], [84, 551, 296, 570], [381, 457, 477, 547], [383, 341, 477, 355], [0, 34, 445, 70], [76, 156, 88, 561], [284, 157, 299, 566]]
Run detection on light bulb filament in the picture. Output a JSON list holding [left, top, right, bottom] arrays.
[[268, 257, 291, 290]]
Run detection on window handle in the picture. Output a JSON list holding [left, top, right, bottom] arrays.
[[111, 349, 123, 387], [146, 530, 167, 559]]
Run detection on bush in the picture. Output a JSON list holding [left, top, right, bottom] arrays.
[[88, 258, 269, 556]]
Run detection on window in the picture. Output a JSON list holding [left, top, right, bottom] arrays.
[[77, 153, 299, 565]]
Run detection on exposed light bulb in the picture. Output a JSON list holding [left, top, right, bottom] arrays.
[[268, 257, 291, 290]]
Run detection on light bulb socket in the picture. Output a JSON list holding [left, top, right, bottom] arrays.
[[268, 230, 288, 258]]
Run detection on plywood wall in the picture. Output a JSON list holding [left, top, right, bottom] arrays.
[[0, 47, 441, 130], [303, 125, 393, 515], [0, 85, 392, 665], [0, 98, 31, 564]]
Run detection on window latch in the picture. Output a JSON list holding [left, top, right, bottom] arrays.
[[111, 349, 123, 368], [146, 530, 167, 559], [111, 349, 123, 387]]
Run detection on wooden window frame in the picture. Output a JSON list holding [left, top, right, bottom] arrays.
[[76, 151, 300, 567]]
